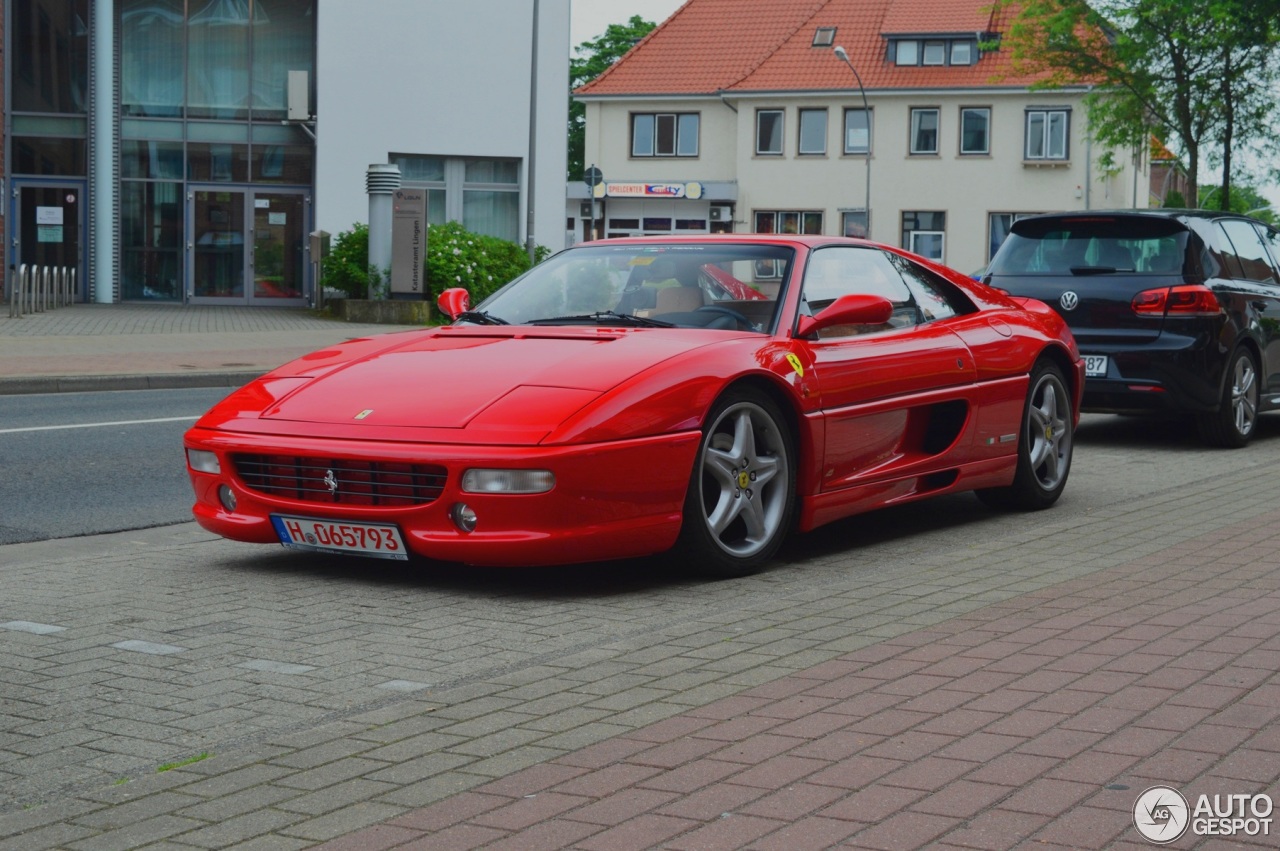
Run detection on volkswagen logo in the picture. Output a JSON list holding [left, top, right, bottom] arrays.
[[323, 469, 339, 496], [1059, 291, 1080, 311]]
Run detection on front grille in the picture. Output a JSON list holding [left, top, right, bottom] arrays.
[[233, 454, 447, 507]]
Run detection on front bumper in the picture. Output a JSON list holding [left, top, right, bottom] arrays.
[[185, 428, 700, 566]]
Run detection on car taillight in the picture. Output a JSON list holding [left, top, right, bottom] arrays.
[[1131, 285, 1221, 317]]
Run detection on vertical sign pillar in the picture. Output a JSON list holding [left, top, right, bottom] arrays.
[[391, 189, 426, 299]]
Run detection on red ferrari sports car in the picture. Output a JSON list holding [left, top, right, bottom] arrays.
[[184, 235, 1082, 576]]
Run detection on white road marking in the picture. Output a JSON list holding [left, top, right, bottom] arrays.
[[0, 415, 199, 434]]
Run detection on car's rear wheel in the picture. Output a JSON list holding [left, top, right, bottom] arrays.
[[1197, 346, 1258, 448], [977, 360, 1073, 510], [678, 388, 795, 577]]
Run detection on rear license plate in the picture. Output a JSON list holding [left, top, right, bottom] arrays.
[[1084, 355, 1108, 377], [271, 515, 408, 560]]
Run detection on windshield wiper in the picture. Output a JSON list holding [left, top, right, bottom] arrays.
[[1069, 265, 1125, 276], [528, 311, 675, 328], [455, 310, 509, 325]]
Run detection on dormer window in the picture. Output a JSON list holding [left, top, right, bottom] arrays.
[[813, 26, 837, 47], [892, 37, 978, 66]]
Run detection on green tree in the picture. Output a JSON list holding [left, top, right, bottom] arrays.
[[993, 0, 1280, 209], [568, 15, 656, 180], [1196, 182, 1277, 223]]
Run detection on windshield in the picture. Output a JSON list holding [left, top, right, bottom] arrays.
[[472, 242, 794, 333], [989, 216, 1190, 276]]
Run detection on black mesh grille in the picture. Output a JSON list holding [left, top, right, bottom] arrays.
[[233, 454, 446, 507]]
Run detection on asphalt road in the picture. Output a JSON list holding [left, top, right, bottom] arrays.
[[0, 387, 232, 545]]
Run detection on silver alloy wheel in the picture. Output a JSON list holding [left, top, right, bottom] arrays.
[[1230, 353, 1258, 438], [698, 401, 790, 559], [1026, 370, 1072, 492]]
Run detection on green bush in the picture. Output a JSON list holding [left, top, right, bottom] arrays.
[[321, 220, 548, 302], [426, 220, 549, 304], [319, 222, 370, 298]]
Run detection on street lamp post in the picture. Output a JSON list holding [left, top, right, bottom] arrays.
[[833, 45, 871, 238], [526, 0, 540, 264]]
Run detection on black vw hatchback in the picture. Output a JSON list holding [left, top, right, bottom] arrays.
[[985, 209, 1280, 447]]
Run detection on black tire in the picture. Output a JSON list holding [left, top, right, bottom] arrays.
[[1196, 346, 1258, 448], [977, 360, 1074, 511], [677, 388, 796, 577]]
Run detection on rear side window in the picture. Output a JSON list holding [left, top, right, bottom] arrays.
[[989, 216, 1189, 276], [1216, 220, 1279, 284]]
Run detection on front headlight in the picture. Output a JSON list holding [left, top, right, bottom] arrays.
[[186, 449, 221, 475], [461, 468, 555, 494]]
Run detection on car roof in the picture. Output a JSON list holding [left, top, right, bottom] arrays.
[[1014, 208, 1270, 227], [564, 234, 872, 249]]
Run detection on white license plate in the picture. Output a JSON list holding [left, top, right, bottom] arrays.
[[1084, 355, 1109, 377], [271, 515, 408, 560]]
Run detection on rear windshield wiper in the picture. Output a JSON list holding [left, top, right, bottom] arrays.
[[1069, 265, 1125, 276], [528, 311, 675, 328], [455, 310, 509, 325]]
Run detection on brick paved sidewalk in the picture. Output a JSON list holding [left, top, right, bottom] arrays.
[[0, 304, 417, 394], [321, 513, 1280, 850]]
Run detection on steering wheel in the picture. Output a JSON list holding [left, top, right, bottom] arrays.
[[694, 305, 753, 329]]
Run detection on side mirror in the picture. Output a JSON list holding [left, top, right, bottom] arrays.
[[795, 293, 894, 338], [437, 287, 471, 320]]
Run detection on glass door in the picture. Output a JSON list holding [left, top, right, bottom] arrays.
[[189, 188, 247, 303], [251, 192, 308, 304], [15, 181, 85, 301]]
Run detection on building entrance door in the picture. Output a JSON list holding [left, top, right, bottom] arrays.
[[188, 188, 310, 306], [13, 181, 85, 302], [250, 192, 308, 304], [189, 188, 247, 303]]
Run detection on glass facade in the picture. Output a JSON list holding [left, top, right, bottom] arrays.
[[114, 0, 318, 300]]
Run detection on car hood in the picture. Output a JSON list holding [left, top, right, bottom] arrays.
[[254, 326, 725, 431]]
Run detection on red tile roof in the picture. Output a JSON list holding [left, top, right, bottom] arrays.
[[577, 0, 1062, 97]]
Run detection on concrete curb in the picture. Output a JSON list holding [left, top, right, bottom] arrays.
[[0, 372, 263, 396]]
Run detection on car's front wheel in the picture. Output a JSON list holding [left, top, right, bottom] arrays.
[[678, 388, 795, 577], [1197, 346, 1258, 448], [977, 359, 1074, 510]]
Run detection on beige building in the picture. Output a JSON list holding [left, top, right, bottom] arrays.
[[571, 0, 1149, 275]]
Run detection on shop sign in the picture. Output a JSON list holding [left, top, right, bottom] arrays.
[[601, 182, 703, 200]]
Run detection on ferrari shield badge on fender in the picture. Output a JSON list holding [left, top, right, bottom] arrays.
[[785, 352, 804, 377], [354, 409, 374, 420]]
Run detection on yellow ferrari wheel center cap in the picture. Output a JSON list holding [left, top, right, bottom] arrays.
[[738, 471, 751, 489]]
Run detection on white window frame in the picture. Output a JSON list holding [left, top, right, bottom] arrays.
[[756, 109, 785, 155], [1025, 109, 1069, 160], [960, 107, 991, 155], [950, 40, 973, 65], [895, 40, 918, 65], [910, 107, 940, 155], [798, 108, 828, 155], [903, 211, 946, 262], [922, 41, 946, 65], [843, 108, 872, 154], [631, 112, 700, 158]]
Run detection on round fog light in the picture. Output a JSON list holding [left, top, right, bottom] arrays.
[[218, 485, 237, 512], [450, 503, 478, 533]]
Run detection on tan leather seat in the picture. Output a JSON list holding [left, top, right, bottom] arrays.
[[654, 286, 703, 314]]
